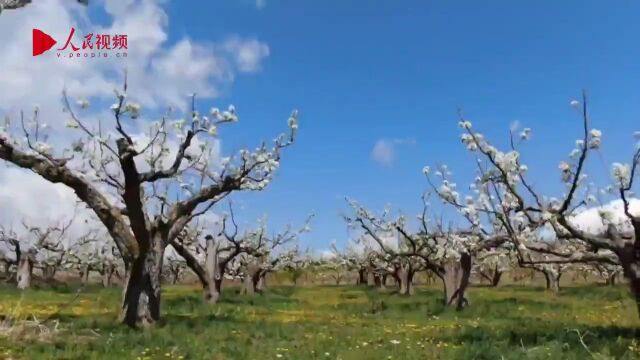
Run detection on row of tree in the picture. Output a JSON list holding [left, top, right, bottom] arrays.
[[340, 93, 639, 316], [1, 86, 638, 328]]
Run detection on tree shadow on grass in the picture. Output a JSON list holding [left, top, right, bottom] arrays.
[[160, 313, 238, 328], [449, 319, 639, 350]]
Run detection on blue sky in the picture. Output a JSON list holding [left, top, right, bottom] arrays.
[[96, 1, 640, 250]]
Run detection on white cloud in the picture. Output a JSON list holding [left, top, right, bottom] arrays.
[[372, 139, 394, 167], [222, 37, 270, 73], [0, 0, 270, 245], [570, 199, 640, 235], [0, 0, 270, 111], [0, 166, 100, 249], [371, 138, 415, 167]]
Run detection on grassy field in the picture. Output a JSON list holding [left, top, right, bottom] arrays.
[[0, 284, 638, 359]]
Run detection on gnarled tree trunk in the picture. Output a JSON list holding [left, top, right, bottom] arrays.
[[241, 262, 261, 296], [121, 234, 164, 328], [17, 256, 33, 290], [491, 270, 503, 287], [441, 253, 471, 310], [357, 268, 366, 285], [397, 264, 415, 296], [256, 271, 267, 291], [80, 264, 91, 284], [203, 236, 223, 304], [605, 270, 620, 286], [169, 269, 179, 285], [619, 249, 640, 318], [42, 264, 57, 282], [628, 269, 640, 319], [542, 269, 561, 293]]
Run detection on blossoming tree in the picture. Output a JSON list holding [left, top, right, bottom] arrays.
[[426, 92, 640, 316], [344, 197, 508, 308], [473, 247, 514, 287], [0, 83, 300, 327], [171, 206, 310, 303], [0, 219, 73, 289]]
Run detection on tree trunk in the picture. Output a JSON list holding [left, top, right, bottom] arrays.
[[491, 270, 503, 287], [243, 275, 255, 295], [334, 274, 342, 285], [375, 273, 386, 290], [441, 253, 471, 309], [397, 265, 414, 296], [203, 236, 222, 304], [373, 273, 382, 288], [121, 234, 164, 328], [425, 271, 435, 286], [241, 263, 261, 296], [102, 264, 115, 287], [366, 268, 376, 286], [42, 265, 57, 282], [620, 253, 640, 318], [257, 271, 267, 291], [1, 261, 10, 277], [80, 264, 90, 284], [17, 257, 33, 290], [606, 271, 619, 286], [543, 269, 560, 293], [627, 269, 640, 319], [204, 277, 223, 304], [357, 268, 366, 285]]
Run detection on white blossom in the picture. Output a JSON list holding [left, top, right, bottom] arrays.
[[588, 128, 602, 149], [439, 181, 459, 203], [65, 119, 79, 129], [611, 162, 631, 187], [495, 151, 520, 173], [569, 149, 581, 160], [125, 103, 141, 119], [458, 120, 472, 129], [288, 110, 299, 130], [559, 161, 571, 182], [34, 142, 52, 154]]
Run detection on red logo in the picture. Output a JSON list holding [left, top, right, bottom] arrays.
[[33, 29, 57, 56], [32, 28, 128, 59]]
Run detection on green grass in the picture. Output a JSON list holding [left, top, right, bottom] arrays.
[[0, 284, 639, 359]]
